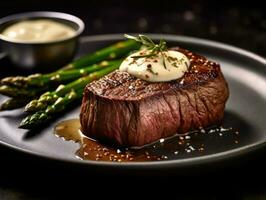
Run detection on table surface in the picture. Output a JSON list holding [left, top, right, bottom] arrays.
[[0, 144, 265, 199], [0, 1, 265, 199]]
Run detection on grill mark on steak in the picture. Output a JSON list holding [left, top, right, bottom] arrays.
[[84, 48, 221, 101], [80, 47, 229, 146]]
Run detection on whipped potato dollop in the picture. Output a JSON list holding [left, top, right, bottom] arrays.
[[119, 50, 190, 82]]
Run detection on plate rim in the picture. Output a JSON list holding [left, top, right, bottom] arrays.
[[1, 33, 266, 168]]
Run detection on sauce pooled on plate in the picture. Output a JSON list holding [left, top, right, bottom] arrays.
[[54, 119, 241, 162]]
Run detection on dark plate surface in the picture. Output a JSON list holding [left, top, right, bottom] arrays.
[[0, 34, 265, 171]]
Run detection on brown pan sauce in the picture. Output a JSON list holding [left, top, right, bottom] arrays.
[[54, 119, 240, 162]]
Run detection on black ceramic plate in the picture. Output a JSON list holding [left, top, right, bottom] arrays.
[[0, 34, 265, 171]]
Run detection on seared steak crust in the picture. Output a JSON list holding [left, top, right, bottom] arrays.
[[80, 47, 229, 147]]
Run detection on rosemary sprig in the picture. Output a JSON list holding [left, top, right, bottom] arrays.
[[131, 53, 157, 59], [124, 34, 168, 68], [124, 34, 167, 54]]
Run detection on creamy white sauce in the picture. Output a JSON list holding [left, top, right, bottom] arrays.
[[119, 50, 190, 82], [1, 19, 75, 42]]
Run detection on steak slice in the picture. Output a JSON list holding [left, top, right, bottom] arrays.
[[80, 47, 229, 147]]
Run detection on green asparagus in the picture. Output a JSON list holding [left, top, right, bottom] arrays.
[[25, 63, 120, 112], [0, 38, 140, 127], [0, 85, 46, 98], [0, 98, 32, 111], [0, 39, 139, 88], [1, 59, 122, 88], [19, 89, 83, 129], [63, 39, 139, 70]]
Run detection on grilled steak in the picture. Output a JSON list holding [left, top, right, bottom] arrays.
[[80, 48, 229, 147]]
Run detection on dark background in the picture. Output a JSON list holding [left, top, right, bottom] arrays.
[[0, 0, 265, 199], [1, 0, 265, 57]]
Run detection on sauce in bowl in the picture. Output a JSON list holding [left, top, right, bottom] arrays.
[[1, 19, 76, 43]]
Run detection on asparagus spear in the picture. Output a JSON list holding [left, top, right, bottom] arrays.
[[0, 39, 138, 88], [19, 89, 83, 129], [1, 59, 122, 88], [0, 98, 32, 111], [25, 63, 120, 112], [0, 75, 38, 88], [0, 58, 107, 109], [0, 40, 138, 86], [0, 85, 46, 98], [63, 39, 139, 70], [20, 62, 121, 129]]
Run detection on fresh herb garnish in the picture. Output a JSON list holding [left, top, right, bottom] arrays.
[[124, 34, 168, 68], [146, 68, 159, 75]]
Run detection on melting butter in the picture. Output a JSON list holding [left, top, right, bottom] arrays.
[[119, 50, 190, 82]]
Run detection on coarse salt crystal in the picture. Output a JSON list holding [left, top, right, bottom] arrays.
[[189, 146, 195, 151], [200, 129, 206, 133], [185, 135, 191, 139], [186, 149, 191, 153]]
